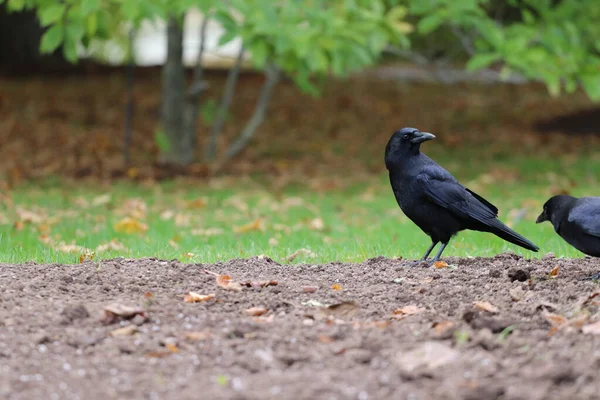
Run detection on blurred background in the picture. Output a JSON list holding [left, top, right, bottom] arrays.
[[1, 0, 599, 264]]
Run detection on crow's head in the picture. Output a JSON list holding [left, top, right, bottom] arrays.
[[385, 127, 435, 166], [536, 195, 576, 225]]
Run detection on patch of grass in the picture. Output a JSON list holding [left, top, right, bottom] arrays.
[[1, 148, 595, 265]]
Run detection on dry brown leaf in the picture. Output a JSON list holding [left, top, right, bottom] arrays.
[[186, 198, 208, 209], [165, 343, 179, 353], [96, 239, 127, 252], [433, 261, 448, 269], [543, 312, 567, 327], [103, 304, 146, 324], [474, 301, 499, 314], [215, 274, 243, 292], [308, 217, 325, 231], [184, 292, 215, 303], [241, 280, 278, 288], [433, 321, 455, 335], [331, 283, 343, 291], [55, 242, 91, 254], [581, 320, 600, 335], [184, 331, 211, 341], [233, 218, 264, 234], [92, 193, 111, 206], [581, 291, 600, 308], [110, 325, 138, 337], [252, 315, 274, 323], [316, 301, 360, 320], [549, 266, 560, 277], [287, 248, 317, 262], [244, 307, 268, 316], [318, 335, 334, 343], [79, 251, 95, 263], [114, 217, 148, 234], [268, 237, 279, 246], [393, 305, 424, 317]]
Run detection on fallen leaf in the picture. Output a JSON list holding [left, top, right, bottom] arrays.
[[549, 266, 560, 277], [109, 325, 138, 337], [316, 301, 360, 320], [392, 305, 424, 320], [79, 251, 95, 263], [114, 217, 148, 234], [191, 227, 224, 236], [92, 193, 111, 206], [184, 331, 211, 341], [318, 335, 334, 343], [55, 242, 91, 254], [252, 314, 274, 323], [433, 261, 448, 269], [146, 351, 172, 358], [244, 307, 268, 316], [331, 283, 343, 291], [308, 217, 325, 231], [186, 198, 208, 209], [287, 248, 317, 262], [95, 239, 127, 252], [103, 304, 146, 324], [233, 217, 264, 234], [474, 301, 499, 314], [184, 292, 216, 303], [433, 321, 455, 335], [543, 312, 567, 327], [241, 280, 278, 288], [165, 343, 179, 353], [215, 274, 243, 292]]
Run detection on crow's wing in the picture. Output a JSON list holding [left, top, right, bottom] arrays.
[[416, 166, 497, 222], [568, 200, 600, 238]]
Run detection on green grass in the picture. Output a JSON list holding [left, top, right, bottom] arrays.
[[1, 148, 596, 265]]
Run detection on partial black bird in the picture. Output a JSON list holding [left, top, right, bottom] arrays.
[[536, 195, 600, 258], [385, 127, 539, 263]]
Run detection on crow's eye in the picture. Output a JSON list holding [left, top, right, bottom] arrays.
[[403, 134, 409, 140]]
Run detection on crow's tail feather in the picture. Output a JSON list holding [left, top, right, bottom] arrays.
[[487, 219, 539, 252]]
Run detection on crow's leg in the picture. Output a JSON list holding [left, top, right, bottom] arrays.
[[420, 241, 438, 261], [430, 242, 449, 263]]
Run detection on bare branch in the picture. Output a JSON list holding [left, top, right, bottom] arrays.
[[204, 45, 245, 161], [123, 28, 136, 166], [187, 14, 210, 98], [450, 26, 476, 56], [215, 63, 280, 170]]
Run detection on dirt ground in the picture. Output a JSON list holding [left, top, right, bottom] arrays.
[[2, 254, 600, 400]]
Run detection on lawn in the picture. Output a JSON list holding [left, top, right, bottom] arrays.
[[1, 148, 595, 264]]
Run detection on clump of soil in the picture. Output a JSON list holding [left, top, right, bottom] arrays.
[[1, 254, 600, 399]]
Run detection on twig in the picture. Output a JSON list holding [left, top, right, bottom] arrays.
[[450, 25, 476, 56], [205, 45, 245, 161]]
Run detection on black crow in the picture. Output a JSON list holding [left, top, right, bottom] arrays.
[[536, 195, 600, 258], [385, 127, 539, 263]]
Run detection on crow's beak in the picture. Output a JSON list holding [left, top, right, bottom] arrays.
[[535, 212, 547, 224], [411, 131, 436, 144]]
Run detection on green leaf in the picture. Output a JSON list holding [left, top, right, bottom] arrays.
[[581, 73, 600, 101], [40, 25, 64, 54], [39, 4, 66, 27], [218, 31, 238, 47], [86, 13, 98, 37], [63, 35, 78, 63], [466, 53, 501, 71], [418, 14, 443, 34], [81, 0, 100, 15], [154, 130, 171, 152], [249, 40, 269, 68], [7, 0, 26, 12]]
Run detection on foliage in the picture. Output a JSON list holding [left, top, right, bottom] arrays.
[[1, 0, 412, 95], [405, 0, 600, 100]]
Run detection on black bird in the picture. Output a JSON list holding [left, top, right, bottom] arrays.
[[536, 195, 600, 258], [385, 127, 539, 262]]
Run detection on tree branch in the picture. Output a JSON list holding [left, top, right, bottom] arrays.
[[205, 45, 245, 161], [450, 25, 476, 56], [215, 63, 280, 170]]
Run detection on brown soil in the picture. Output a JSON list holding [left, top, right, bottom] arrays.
[[2, 254, 600, 399]]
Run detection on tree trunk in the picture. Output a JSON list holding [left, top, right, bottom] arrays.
[[159, 16, 192, 165]]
